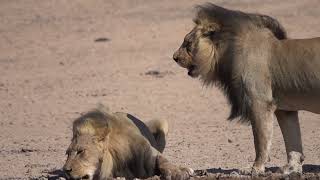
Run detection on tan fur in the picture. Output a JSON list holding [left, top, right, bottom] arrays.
[[173, 3, 319, 174], [145, 119, 169, 153], [63, 104, 192, 179]]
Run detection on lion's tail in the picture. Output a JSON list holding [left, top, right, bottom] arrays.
[[146, 119, 169, 153], [251, 14, 287, 40]]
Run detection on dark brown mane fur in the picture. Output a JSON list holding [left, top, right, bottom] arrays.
[[195, 3, 288, 122], [194, 3, 287, 40]]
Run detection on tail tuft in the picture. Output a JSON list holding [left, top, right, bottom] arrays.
[[146, 119, 169, 153]]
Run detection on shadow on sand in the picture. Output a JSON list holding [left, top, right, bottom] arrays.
[[198, 164, 320, 175], [41, 164, 320, 180]]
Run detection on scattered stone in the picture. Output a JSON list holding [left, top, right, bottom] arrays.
[[21, 148, 36, 153], [94, 37, 111, 42], [145, 70, 160, 76], [230, 171, 239, 176], [144, 70, 174, 78]]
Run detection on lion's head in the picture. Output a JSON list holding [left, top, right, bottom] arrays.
[[173, 3, 286, 84], [63, 110, 111, 180]]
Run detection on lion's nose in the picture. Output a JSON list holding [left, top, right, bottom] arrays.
[[173, 53, 179, 62], [63, 166, 72, 174]]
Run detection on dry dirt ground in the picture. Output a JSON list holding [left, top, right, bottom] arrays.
[[1, 0, 320, 179]]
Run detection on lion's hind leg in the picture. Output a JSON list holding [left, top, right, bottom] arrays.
[[275, 110, 304, 174], [146, 119, 169, 153]]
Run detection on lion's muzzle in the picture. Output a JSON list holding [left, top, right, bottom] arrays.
[[173, 50, 180, 63]]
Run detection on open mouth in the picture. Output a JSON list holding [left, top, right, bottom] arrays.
[[187, 65, 198, 78]]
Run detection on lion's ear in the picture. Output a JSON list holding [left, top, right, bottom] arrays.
[[94, 125, 110, 142], [96, 103, 111, 114]]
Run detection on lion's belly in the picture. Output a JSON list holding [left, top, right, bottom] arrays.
[[276, 92, 320, 114]]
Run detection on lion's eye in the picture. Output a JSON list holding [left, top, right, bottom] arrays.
[[186, 43, 192, 52], [203, 31, 216, 37], [76, 149, 84, 155]]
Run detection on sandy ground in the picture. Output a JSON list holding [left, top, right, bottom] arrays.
[[1, 0, 320, 179]]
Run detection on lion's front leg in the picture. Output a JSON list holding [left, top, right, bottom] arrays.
[[275, 110, 304, 174], [250, 100, 275, 175]]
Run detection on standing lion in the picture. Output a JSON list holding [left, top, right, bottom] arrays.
[[173, 3, 320, 175], [63, 104, 193, 180]]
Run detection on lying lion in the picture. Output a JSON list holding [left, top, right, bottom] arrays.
[[63, 104, 193, 180], [173, 3, 319, 175]]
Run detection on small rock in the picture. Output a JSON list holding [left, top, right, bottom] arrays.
[[230, 171, 239, 176], [94, 37, 111, 42], [21, 148, 35, 153], [145, 70, 160, 76]]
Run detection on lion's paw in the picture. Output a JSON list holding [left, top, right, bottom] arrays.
[[280, 164, 302, 175], [251, 165, 265, 176], [162, 167, 193, 180], [281, 152, 303, 175]]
